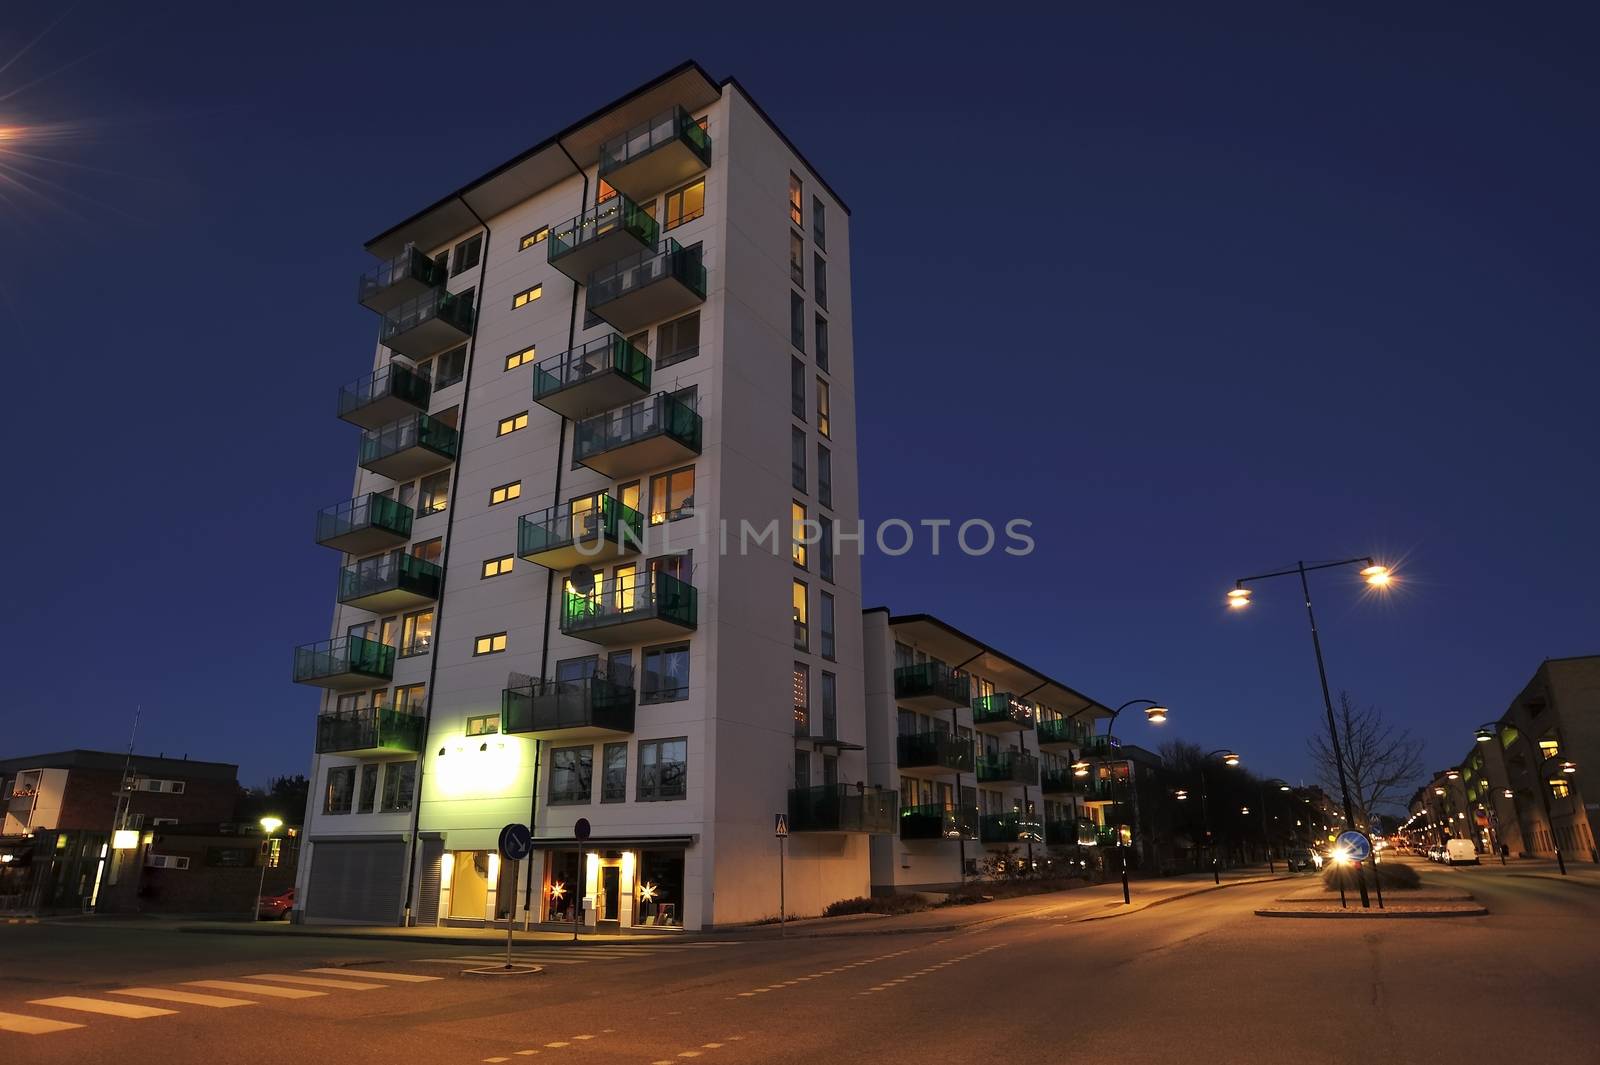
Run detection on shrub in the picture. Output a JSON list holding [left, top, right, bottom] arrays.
[[1321, 861, 1420, 892], [822, 894, 930, 917]]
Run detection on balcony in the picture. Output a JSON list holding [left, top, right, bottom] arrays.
[[561, 569, 697, 645], [292, 635, 395, 689], [1035, 716, 1090, 750], [1081, 734, 1121, 758], [596, 106, 712, 202], [586, 239, 705, 335], [379, 287, 475, 358], [315, 493, 414, 554], [979, 813, 1043, 845], [972, 692, 1032, 732], [573, 391, 701, 478], [358, 412, 459, 481], [315, 707, 424, 757], [337, 361, 432, 430], [501, 674, 636, 741], [1081, 779, 1130, 804], [518, 493, 644, 571], [1046, 818, 1096, 847], [547, 194, 661, 282], [531, 333, 652, 420], [896, 731, 974, 776], [787, 785, 897, 834], [899, 804, 978, 841], [1040, 768, 1081, 795], [975, 751, 1039, 787], [358, 245, 446, 313], [337, 553, 442, 613], [893, 662, 970, 710]]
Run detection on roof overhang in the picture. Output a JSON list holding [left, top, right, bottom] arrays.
[[531, 834, 697, 851]]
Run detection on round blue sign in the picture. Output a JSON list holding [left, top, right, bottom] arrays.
[[497, 822, 532, 861], [1335, 830, 1372, 862], [574, 817, 592, 842]]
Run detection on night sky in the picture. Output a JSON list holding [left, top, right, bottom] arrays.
[[4, 3, 1596, 799]]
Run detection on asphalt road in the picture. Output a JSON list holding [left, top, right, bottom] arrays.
[[5, 861, 1597, 1064]]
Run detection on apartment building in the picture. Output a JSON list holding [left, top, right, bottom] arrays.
[[861, 610, 1115, 891], [292, 62, 876, 929]]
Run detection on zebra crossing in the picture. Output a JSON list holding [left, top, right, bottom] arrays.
[[417, 939, 737, 968]]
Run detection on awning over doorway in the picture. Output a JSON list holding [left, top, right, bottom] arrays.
[[530, 834, 696, 850]]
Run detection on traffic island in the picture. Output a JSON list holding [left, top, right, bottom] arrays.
[[1255, 887, 1487, 918]]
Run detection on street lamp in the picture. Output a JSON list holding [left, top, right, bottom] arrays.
[[1476, 720, 1577, 875], [1259, 778, 1292, 873], [1197, 749, 1241, 885], [1227, 556, 1394, 908], [1071, 698, 1170, 905], [254, 816, 283, 922]]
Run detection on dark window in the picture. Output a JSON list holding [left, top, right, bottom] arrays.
[[323, 766, 354, 815], [821, 672, 837, 740], [790, 230, 805, 287], [791, 357, 806, 419], [821, 591, 836, 660], [813, 195, 826, 250], [643, 643, 690, 703], [819, 514, 835, 582], [817, 445, 832, 508], [638, 738, 688, 801], [790, 291, 805, 351], [549, 747, 593, 805], [602, 743, 628, 803], [451, 234, 482, 276], [791, 427, 807, 492], [815, 315, 828, 371], [657, 311, 700, 368], [434, 344, 466, 387], [795, 749, 810, 791], [358, 764, 378, 814], [380, 761, 416, 812], [814, 254, 827, 309]]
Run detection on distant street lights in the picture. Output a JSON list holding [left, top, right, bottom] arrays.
[[1259, 778, 1292, 873], [1197, 749, 1241, 885], [1475, 722, 1580, 875], [1071, 698, 1170, 905], [1227, 556, 1395, 908], [254, 816, 283, 922]]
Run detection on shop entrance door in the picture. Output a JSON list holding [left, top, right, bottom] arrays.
[[601, 865, 620, 923]]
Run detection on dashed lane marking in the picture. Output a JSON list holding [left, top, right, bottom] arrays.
[[0, 1011, 85, 1035], [301, 968, 442, 983], [28, 996, 175, 1019], [185, 980, 325, 999], [241, 973, 385, 991], [109, 988, 256, 1008], [544, 1041, 571, 1048]]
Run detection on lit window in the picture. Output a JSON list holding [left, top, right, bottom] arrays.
[[648, 467, 695, 525], [788, 173, 802, 226], [1548, 779, 1570, 799], [664, 180, 705, 230], [481, 555, 514, 579], [474, 632, 508, 656], [1538, 738, 1561, 759], [505, 346, 535, 371], [489, 481, 522, 506], [817, 378, 830, 438], [794, 663, 810, 734], [498, 412, 529, 436], [520, 226, 549, 251], [512, 285, 542, 309], [465, 714, 499, 737], [792, 501, 808, 568], [793, 580, 808, 650]]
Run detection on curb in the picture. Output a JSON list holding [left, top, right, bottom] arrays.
[[1507, 873, 1600, 891], [178, 926, 695, 946], [1071, 875, 1299, 923], [1255, 906, 1488, 919]]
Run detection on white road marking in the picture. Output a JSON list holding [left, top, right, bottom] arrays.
[[29, 996, 175, 1019], [185, 980, 326, 999], [544, 1041, 570, 1048], [0, 1011, 85, 1034], [110, 988, 255, 1008], [701, 1042, 724, 1049], [241, 973, 383, 990], [301, 968, 441, 983]]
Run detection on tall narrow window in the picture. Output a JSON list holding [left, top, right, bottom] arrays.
[[450, 234, 482, 276], [657, 311, 700, 368], [419, 470, 449, 515], [792, 579, 809, 650], [819, 514, 834, 583], [821, 671, 837, 739], [549, 747, 593, 805], [815, 315, 829, 371], [790, 230, 805, 286], [380, 761, 416, 812], [791, 427, 807, 492], [817, 445, 832, 508], [792, 501, 808, 569], [791, 357, 806, 418], [820, 591, 835, 660], [400, 610, 433, 657], [602, 743, 628, 803], [813, 195, 826, 250], [814, 254, 828, 309], [664, 179, 705, 230], [789, 173, 803, 226], [816, 378, 830, 438], [793, 663, 810, 737], [637, 739, 688, 801], [648, 467, 696, 525], [790, 291, 805, 351]]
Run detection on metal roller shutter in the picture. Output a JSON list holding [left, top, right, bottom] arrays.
[[416, 838, 443, 925], [303, 840, 406, 923]]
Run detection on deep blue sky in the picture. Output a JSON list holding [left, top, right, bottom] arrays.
[[4, 3, 1596, 795]]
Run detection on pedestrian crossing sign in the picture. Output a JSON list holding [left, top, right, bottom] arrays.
[[774, 813, 789, 838]]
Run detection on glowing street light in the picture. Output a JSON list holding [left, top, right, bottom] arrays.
[[254, 816, 284, 922]]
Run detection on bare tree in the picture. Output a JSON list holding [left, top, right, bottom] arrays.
[[1307, 691, 1424, 827]]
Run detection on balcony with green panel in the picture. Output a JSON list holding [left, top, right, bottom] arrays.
[[501, 673, 636, 741], [517, 493, 643, 570], [315, 493, 414, 555], [975, 750, 1039, 787], [597, 105, 712, 202], [358, 412, 459, 481], [978, 813, 1043, 845], [315, 707, 424, 757], [787, 785, 897, 834], [1036, 716, 1091, 751], [899, 803, 978, 841], [531, 333, 652, 420], [896, 731, 973, 777], [561, 569, 697, 646], [972, 692, 1032, 733], [547, 194, 660, 282], [1081, 778, 1131, 805], [337, 552, 442, 613], [292, 635, 395, 689], [1040, 767, 1081, 795], [358, 245, 446, 314], [1045, 818, 1096, 847], [379, 286, 475, 358], [893, 662, 970, 711], [337, 361, 432, 430], [585, 238, 705, 335], [1081, 734, 1122, 759], [573, 390, 701, 479]]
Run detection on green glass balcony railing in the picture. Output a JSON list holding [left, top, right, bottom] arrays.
[[292, 635, 395, 686], [337, 361, 432, 425], [358, 412, 460, 472], [893, 662, 971, 708], [315, 493, 414, 550], [1094, 825, 1122, 847], [1081, 778, 1130, 802], [337, 552, 443, 606], [978, 813, 1043, 844], [899, 803, 978, 841], [787, 785, 897, 834], [358, 245, 445, 310], [972, 692, 1032, 729], [561, 569, 698, 636], [1036, 717, 1091, 747], [586, 237, 706, 311], [530, 333, 652, 417], [897, 731, 974, 773], [548, 194, 660, 266], [975, 751, 1040, 786], [598, 106, 712, 179], [501, 673, 636, 736], [1040, 768, 1081, 794], [1082, 734, 1121, 758], [517, 493, 644, 566], [573, 391, 702, 469], [315, 707, 424, 755], [379, 287, 475, 355]]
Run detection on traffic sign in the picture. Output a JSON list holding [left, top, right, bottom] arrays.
[[1336, 830, 1372, 863], [774, 813, 789, 838], [574, 817, 592, 842], [497, 822, 532, 861]]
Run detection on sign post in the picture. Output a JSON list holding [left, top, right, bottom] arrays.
[[774, 812, 789, 936], [1334, 830, 1374, 911], [573, 817, 591, 944], [496, 823, 532, 969]]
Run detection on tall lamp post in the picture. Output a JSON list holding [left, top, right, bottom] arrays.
[[1070, 698, 1170, 904], [1476, 723, 1577, 874], [1227, 556, 1393, 908], [1258, 778, 1291, 873], [254, 816, 283, 922], [1196, 749, 1241, 884]]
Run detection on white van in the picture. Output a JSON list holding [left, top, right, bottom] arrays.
[[1444, 839, 1480, 865]]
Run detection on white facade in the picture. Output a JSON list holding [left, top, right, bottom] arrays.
[[294, 65, 871, 930]]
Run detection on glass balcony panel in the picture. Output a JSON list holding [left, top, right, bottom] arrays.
[[547, 194, 661, 281], [315, 707, 424, 756], [337, 552, 443, 612], [974, 751, 1040, 786], [972, 692, 1033, 731], [1036, 716, 1092, 749], [899, 803, 979, 841], [358, 412, 459, 480], [315, 493, 414, 554], [787, 785, 897, 834], [517, 493, 645, 570], [893, 662, 971, 710], [292, 635, 395, 689], [597, 106, 712, 201], [979, 813, 1044, 844], [358, 245, 445, 313], [896, 731, 974, 775], [585, 239, 706, 335], [380, 287, 475, 358], [501, 672, 636, 740], [336, 361, 432, 430], [572, 391, 702, 478], [561, 569, 697, 645], [530, 333, 652, 420]]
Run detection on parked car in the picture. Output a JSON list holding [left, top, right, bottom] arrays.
[[258, 888, 295, 920], [1286, 848, 1321, 872], [1426, 845, 1444, 862], [1444, 839, 1480, 865]]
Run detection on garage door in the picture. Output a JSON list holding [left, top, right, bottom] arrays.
[[303, 839, 406, 923]]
